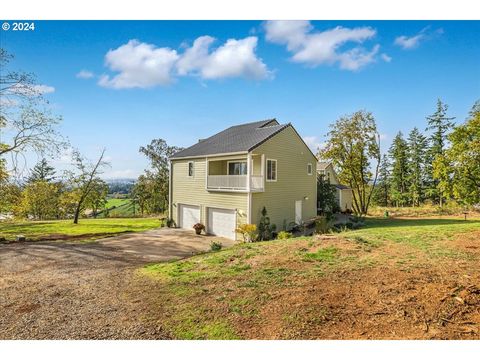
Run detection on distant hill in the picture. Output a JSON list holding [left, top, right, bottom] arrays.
[[105, 178, 136, 195]]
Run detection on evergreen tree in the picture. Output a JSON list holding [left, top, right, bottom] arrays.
[[425, 99, 455, 205], [373, 154, 391, 206], [27, 158, 56, 183], [407, 127, 428, 206], [389, 132, 409, 207]]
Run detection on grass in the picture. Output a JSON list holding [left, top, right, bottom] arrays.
[[340, 217, 480, 257], [98, 198, 140, 218], [138, 216, 480, 339], [0, 218, 162, 241]]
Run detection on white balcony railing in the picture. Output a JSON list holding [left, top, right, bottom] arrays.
[[207, 175, 264, 191]]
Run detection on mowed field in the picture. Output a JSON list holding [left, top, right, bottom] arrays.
[[133, 217, 480, 339], [0, 218, 161, 241]]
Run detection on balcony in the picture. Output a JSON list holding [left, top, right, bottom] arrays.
[[206, 154, 265, 192], [207, 175, 264, 191]]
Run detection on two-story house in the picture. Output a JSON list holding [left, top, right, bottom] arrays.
[[317, 161, 353, 212], [169, 119, 317, 240]]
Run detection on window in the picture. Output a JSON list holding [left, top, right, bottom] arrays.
[[307, 163, 313, 175], [188, 162, 194, 177], [266, 159, 277, 181], [228, 161, 247, 175]]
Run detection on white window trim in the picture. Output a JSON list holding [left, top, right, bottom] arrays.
[[307, 163, 313, 175], [227, 160, 248, 175], [266, 158, 277, 182], [188, 161, 194, 177]]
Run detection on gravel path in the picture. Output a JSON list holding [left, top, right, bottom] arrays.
[[0, 229, 235, 340], [0, 240, 171, 339]]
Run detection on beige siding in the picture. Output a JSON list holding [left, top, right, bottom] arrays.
[[339, 189, 354, 212], [250, 126, 317, 230], [171, 158, 248, 240]]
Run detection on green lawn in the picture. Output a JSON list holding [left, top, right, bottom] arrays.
[[0, 218, 162, 241], [99, 198, 140, 217], [138, 217, 480, 339]]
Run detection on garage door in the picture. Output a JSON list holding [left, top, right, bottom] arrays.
[[179, 204, 200, 230], [207, 208, 236, 240]]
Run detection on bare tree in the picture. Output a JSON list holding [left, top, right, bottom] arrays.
[[67, 149, 109, 224], [0, 48, 68, 175]]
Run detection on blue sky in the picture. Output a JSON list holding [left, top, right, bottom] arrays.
[[2, 20, 479, 178]]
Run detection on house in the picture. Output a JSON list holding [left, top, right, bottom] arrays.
[[317, 161, 353, 212], [169, 119, 317, 240]]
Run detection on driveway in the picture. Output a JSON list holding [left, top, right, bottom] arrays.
[[0, 228, 234, 339]]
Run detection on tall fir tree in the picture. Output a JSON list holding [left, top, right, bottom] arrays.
[[389, 132, 410, 207], [27, 158, 56, 183], [407, 127, 428, 206], [373, 154, 391, 207], [425, 99, 455, 205]]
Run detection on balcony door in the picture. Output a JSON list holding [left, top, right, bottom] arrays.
[[228, 161, 247, 175]]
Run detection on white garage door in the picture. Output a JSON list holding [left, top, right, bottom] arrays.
[[208, 208, 236, 240], [179, 204, 200, 230]]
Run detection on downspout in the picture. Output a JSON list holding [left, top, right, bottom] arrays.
[[168, 160, 172, 221]]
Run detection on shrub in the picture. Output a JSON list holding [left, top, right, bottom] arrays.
[[193, 223, 205, 234], [314, 216, 330, 234], [277, 231, 292, 240], [210, 241, 222, 251], [258, 207, 276, 241], [235, 223, 257, 242]]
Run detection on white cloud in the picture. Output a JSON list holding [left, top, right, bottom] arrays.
[[99, 36, 270, 89], [264, 21, 379, 71], [394, 27, 442, 50], [76, 70, 94, 79], [381, 53, 392, 63], [99, 40, 180, 89], [394, 33, 424, 50], [0, 97, 19, 107], [9, 83, 55, 96], [34, 85, 55, 94], [190, 36, 270, 80], [101, 168, 139, 179], [303, 136, 325, 153]]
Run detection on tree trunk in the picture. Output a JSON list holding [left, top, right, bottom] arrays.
[[73, 202, 81, 224]]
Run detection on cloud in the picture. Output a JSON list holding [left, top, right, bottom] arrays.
[[76, 70, 94, 79], [34, 85, 55, 94], [98, 40, 179, 89], [264, 20, 380, 71], [9, 83, 55, 96], [303, 136, 325, 153], [394, 33, 424, 50], [394, 27, 442, 50], [101, 168, 139, 179], [381, 53, 392, 63], [99, 36, 270, 89]]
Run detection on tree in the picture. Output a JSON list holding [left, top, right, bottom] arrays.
[[16, 181, 62, 220], [137, 139, 183, 215], [27, 158, 56, 183], [316, 173, 339, 216], [83, 178, 108, 218], [389, 132, 410, 207], [0, 49, 67, 174], [425, 99, 455, 205], [407, 127, 428, 206], [67, 149, 109, 224], [372, 154, 391, 207], [321, 110, 381, 216], [433, 102, 480, 205]]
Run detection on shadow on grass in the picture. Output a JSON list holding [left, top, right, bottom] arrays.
[[364, 217, 480, 229]]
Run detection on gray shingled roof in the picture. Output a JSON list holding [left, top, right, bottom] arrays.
[[170, 119, 291, 159]]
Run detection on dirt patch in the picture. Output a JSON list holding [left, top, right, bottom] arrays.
[[133, 234, 480, 339]]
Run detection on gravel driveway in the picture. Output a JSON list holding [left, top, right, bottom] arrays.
[[0, 228, 234, 339]]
